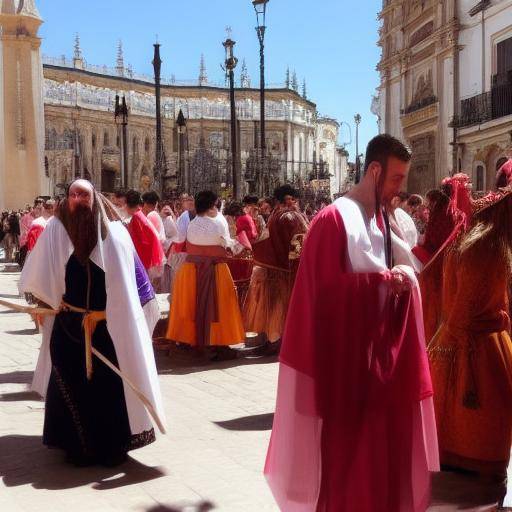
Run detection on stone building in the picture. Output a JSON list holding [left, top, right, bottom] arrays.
[[455, 0, 512, 191], [376, 0, 459, 194], [0, 0, 346, 209], [376, 0, 512, 194], [0, 0, 48, 210], [42, 58, 330, 199]]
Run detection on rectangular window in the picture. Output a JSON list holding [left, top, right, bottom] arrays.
[[497, 37, 512, 79]]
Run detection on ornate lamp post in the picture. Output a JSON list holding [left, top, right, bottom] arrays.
[[223, 36, 240, 199], [176, 109, 187, 193], [114, 94, 129, 187], [152, 43, 165, 194], [252, 0, 269, 196], [354, 113, 361, 183]]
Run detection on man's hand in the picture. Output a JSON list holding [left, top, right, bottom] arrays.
[[390, 267, 412, 295]]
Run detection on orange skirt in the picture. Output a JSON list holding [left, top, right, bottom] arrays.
[[429, 326, 512, 474], [166, 262, 245, 346], [243, 265, 291, 342]]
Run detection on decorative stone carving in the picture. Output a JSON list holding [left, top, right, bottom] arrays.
[[412, 69, 434, 104]]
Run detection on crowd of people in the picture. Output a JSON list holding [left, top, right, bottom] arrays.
[[6, 133, 512, 511]]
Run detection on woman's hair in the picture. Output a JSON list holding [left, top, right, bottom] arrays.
[[195, 190, 218, 215], [223, 201, 244, 217], [459, 194, 512, 273]]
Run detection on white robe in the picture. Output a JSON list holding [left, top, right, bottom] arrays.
[[19, 216, 166, 436]]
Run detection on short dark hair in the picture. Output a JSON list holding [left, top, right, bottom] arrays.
[[407, 194, 423, 208], [274, 184, 299, 203], [114, 188, 127, 199], [364, 134, 412, 174], [195, 190, 218, 215], [126, 189, 142, 209], [224, 201, 244, 217], [142, 191, 160, 206], [396, 191, 410, 202], [242, 195, 259, 206]]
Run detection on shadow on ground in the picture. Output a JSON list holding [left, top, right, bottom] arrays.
[[0, 435, 166, 491], [5, 328, 39, 335], [0, 370, 33, 384], [155, 345, 277, 376], [430, 470, 503, 510], [0, 293, 21, 299], [146, 502, 215, 512], [0, 390, 42, 402], [214, 413, 274, 431]]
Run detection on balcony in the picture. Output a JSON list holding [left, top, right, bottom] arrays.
[[454, 82, 512, 128], [401, 95, 437, 116]]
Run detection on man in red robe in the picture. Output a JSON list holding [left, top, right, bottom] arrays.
[[265, 134, 439, 512], [244, 185, 309, 354], [125, 190, 164, 281]]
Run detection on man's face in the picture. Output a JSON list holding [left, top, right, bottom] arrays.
[[142, 203, 156, 215], [68, 182, 93, 212], [161, 205, 172, 217], [112, 196, 127, 209], [379, 156, 410, 204], [183, 199, 194, 211], [260, 202, 271, 215], [283, 195, 297, 209]]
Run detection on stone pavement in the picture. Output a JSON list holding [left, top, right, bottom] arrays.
[[0, 263, 506, 511]]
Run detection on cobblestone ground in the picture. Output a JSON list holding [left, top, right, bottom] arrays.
[[0, 261, 506, 511]]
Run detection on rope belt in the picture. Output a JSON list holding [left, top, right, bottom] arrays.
[[0, 297, 166, 434], [61, 301, 106, 381]]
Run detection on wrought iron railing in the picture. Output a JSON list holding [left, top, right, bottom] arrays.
[[454, 83, 512, 128], [401, 95, 437, 115]]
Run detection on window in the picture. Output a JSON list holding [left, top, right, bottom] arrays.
[[145, 137, 150, 153], [92, 133, 96, 148], [104, 131, 109, 147], [116, 135, 120, 148], [132, 136, 138, 155], [476, 165, 484, 191], [497, 37, 512, 79]]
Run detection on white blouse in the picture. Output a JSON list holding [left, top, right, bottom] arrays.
[[186, 214, 232, 247]]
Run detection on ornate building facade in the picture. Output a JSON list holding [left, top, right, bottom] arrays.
[[40, 42, 345, 199], [376, 0, 459, 194], [376, 0, 512, 194], [0, 0, 346, 209]]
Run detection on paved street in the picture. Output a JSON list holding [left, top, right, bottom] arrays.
[[0, 262, 506, 511]]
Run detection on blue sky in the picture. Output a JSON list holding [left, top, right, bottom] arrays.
[[37, 0, 382, 160]]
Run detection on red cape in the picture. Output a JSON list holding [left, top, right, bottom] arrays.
[[265, 204, 437, 511], [127, 210, 164, 271]]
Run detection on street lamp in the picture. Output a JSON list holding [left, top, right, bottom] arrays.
[[354, 113, 361, 183], [176, 109, 187, 193], [252, 0, 269, 196], [152, 43, 165, 195], [115, 94, 129, 188], [223, 36, 240, 199]]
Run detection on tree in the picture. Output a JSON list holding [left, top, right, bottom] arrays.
[[285, 67, 291, 88], [291, 70, 299, 93], [302, 78, 307, 99]]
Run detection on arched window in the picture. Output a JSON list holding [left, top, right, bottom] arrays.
[[145, 137, 150, 153], [116, 135, 120, 148], [104, 131, 109, 147], [476, 165, 484, 191], [92, 133, 96, 148]]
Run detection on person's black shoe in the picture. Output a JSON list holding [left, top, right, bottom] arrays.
[[264, 339, 282, 356]]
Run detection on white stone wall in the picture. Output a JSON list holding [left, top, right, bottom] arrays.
[[458, 0, 512, 99]]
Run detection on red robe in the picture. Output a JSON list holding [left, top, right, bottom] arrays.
[[127, 210, 164, 271], [264, 204, 438, 512]]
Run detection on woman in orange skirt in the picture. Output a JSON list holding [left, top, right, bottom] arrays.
[[166, 191, 245, 354]]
